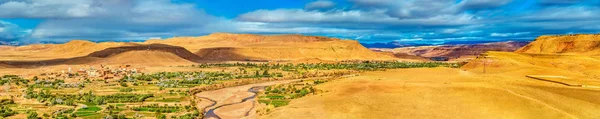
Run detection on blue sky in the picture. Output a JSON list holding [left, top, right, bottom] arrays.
[[0, 0, 599, 45]]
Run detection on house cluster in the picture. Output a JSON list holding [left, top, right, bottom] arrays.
[[42, 65, 144, 81]]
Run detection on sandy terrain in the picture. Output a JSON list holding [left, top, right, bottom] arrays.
[[2, 33, 599, 119], [374, 41, 529, 60], [196, 78, 307, 119], [516, 34, 600, 55], [0, 33, 397, 66], [261, 68, 600, 119]]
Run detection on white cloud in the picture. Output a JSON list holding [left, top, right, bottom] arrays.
[[520, 6, 599, 21], [305, 0, 335, 10], [441, 29, 460, 34], [28, 0, 218, 42], [490, 32, 530, 37], [0, 21, 30, 40], [458, 0, 512, 10], [238, 9, 476, 26], [349, 0, 512, 19], [208, 21, 373, 34], [0, 0, 106, 18]]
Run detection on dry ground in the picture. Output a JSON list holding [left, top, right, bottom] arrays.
[[262, 68, 600, 119]]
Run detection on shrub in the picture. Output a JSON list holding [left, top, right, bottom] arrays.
[[0, 106, 16, 117], [27, 111, 38, 119]]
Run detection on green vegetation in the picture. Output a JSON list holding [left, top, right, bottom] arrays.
[[75, 106, 101, 117], [27, 111, 38, 119], [258, 100, 290, 107], [0, 61, 463, 119], [24, 89, 153, 105], [52, 108, 74, 119], [197, 61, 463, 71], [0, 106, 16, 117], [119, 87, 134, 92], [132, 104, 185, 113], [0, 99, 14, 105], [259, 80, 325, 107], [175, 110, 201, 119], [1, 75, 29, 85]]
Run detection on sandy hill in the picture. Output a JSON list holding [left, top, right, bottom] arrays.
[[0, 40, 137, 61], [516, 34, 600, 55], [50, 40, 139, 56], [462, 34, 600, 79], [82, 44, 202, 66], [462, 34, 600, 80], [147, 33, 397, 61], [462, 52, 600, 79], [462, 35, 600, 79], [375, 41, 529, 60], [0, 62, 14, 68], [371, 50, 429, 61], [0, 33, 398, 67], [1, 44, 202, 67]]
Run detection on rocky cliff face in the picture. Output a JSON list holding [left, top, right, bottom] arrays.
[[516, 34, 600, 55]]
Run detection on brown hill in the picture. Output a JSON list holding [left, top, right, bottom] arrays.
[[1, 44, 200, 67], [0, 40, 137, 61], [463, 35, 600, 79], [148, 33, 397, 61], [461, 52, 600, 79], [94, 51, 196, 66], [376, 41, 529, 60], [371, 50, 429, 61], [0, 62, 14, 68], [0, 33, 397, 67], [516, 34, 600, 55]]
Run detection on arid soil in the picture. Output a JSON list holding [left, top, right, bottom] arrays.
[[262, 68, 600, 119], [0, 33, 397, 66], [3, 34, 600, 119], [374, 41, 529, 61], [196, 78, 308, 119], [516, 34, 600, 55], [261, 35, 600, 119]]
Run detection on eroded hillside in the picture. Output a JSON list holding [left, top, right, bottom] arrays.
[[375, 41, 529, 60], [516, 34, 600, 55], [0, 33, 397, 67]]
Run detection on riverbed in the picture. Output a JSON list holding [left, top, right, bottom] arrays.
[[196, 79, 305, 119]]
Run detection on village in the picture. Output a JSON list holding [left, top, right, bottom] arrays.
[[38, 65, 143, 82]]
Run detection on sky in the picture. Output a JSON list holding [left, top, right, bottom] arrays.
[[0, 0, 599, 46]]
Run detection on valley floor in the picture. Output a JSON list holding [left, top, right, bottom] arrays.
[[261, 68, 600, 119]]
